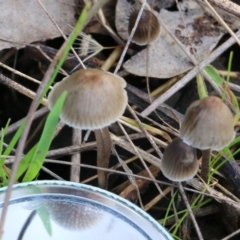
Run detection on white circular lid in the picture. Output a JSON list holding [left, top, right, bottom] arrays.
[[0, 180, 173, 240]]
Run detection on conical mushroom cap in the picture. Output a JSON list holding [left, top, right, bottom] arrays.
[[48, 69, 128, 130], [160, 138, 199, 182], [180, 96, 235, 150], [128, 9, 160, 45]]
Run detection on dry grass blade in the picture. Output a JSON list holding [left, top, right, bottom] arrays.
[[221, 228, 240, 240], [117, 122, 164, 195], [187, 178, 240, 213], [111, 133, 161, 167], [144, 186, 172, 211], [112, 146, 144, 208], [0, 74, 48, 106], [37, 0, 85, 70], [201, 0, 240, 46], [178, 183, 204, 240], [127, 105, 164, 158], [200, 0, 240, 18]]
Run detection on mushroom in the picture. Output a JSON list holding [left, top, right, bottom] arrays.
[[160, 138, 199, 182], [180, 95, 235, 181], [48, 69, 128, 188], [128, 9, 160, 45]]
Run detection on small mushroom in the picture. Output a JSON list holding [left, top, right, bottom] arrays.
[[160, 138, 199, 182], [48, 69, 128, 188], [48, 69, 128, 130], [180, 95, 235, 151], [180, 95, 235, 181], [128, 9, 160, 45]]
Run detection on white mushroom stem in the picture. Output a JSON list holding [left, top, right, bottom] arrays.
[[94, 127, 112, 189], [201, 149, 211, 182]]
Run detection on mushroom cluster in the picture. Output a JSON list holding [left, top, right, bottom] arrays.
[[161, 96, 235, 182]]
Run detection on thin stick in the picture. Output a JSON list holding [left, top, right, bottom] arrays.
[[144, 187, 172, 211], [70, 129, 82, 182], [221, 228, 240, 240], [41, 166, 64, 180], [0, 62, 43, 86], [127, 104, 163, 158], [178, 183, 204, 240], [37, 0, 86, 70], [0, 73, 48, 106], [3, 107, 49, 137], [141, 29, 240, 117], [117, 122, 164, 195], [202, 0, 240, 46], [200, 0, 240, 18]]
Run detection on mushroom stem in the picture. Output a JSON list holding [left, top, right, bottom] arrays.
[[201, 149, 210, 182], [94, 127, 112, 189], [70, 129, 82, 182]]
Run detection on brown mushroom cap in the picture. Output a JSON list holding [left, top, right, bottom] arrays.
[[180, 96, 235, 151], [48, 69, 128, 130], [160, 138, 199, 182], [128, 9, 160, 45]]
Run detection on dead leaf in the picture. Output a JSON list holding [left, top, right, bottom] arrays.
[[115, 0, 225, 78], [0, 0, 76, 50]]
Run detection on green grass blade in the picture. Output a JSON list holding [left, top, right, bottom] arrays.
[[38, 206, 52, 236], [0, 119, 11, 157], [0, 120, 11, 186], [2, 120, 25, 160], [22, 92, 67, 182], [16, 144, 38, 181], [204, 65, 239, 124], [204, 65, 224, 86], [196, 73, 208, 99]]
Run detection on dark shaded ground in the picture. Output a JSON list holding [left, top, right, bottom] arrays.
[[1, 1, 240, 239]]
